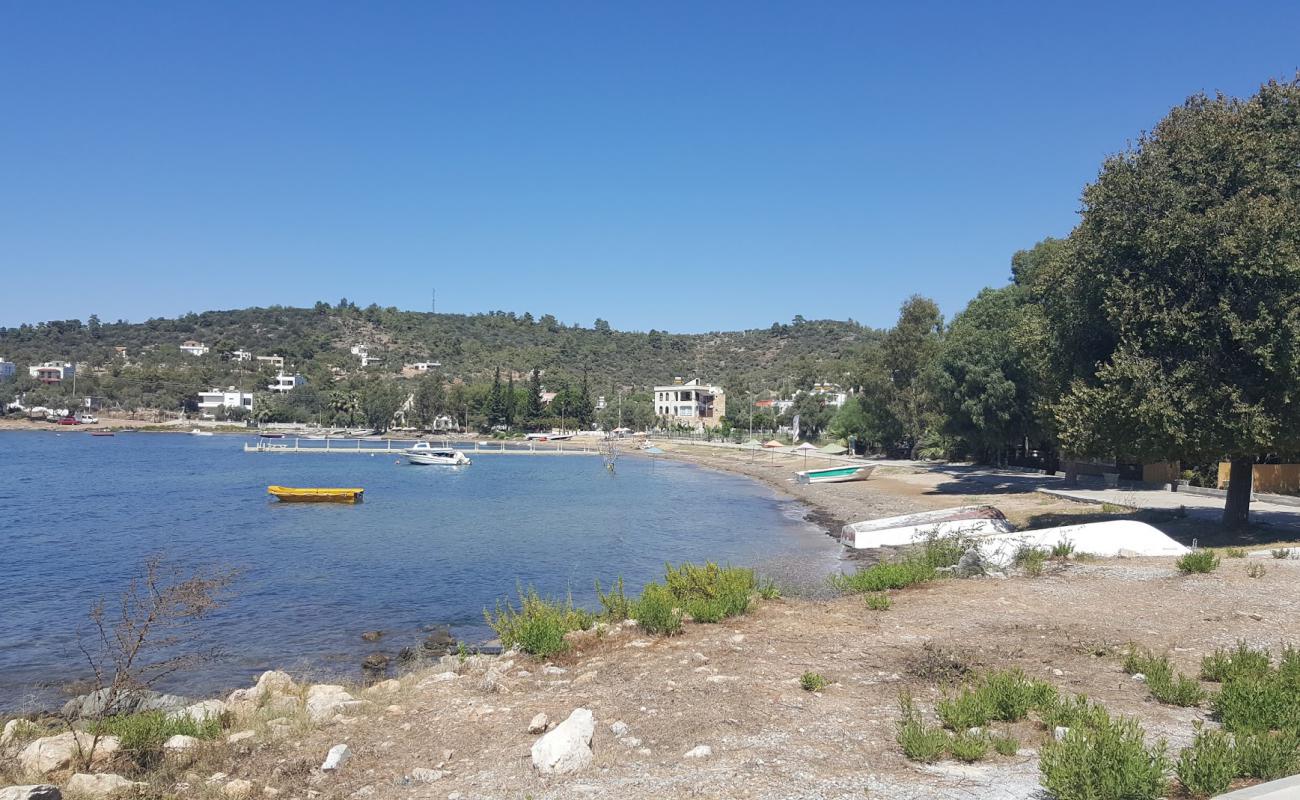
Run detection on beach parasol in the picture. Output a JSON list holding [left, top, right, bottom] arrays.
[[794, 441, 818, 467], [741, 439, 764, 462]]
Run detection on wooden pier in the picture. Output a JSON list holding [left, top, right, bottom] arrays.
[[243, 438, 601, 456]]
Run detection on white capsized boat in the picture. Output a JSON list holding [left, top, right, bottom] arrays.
[[840, 505, 1012, 549], [406, 441, 471, 466]]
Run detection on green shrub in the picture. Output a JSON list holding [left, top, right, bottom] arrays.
[[484, 586, 594, 657], [632, 583, 683, 635], [1272, 548, 1292, 559], [1212, 673, 1300, 735], [1175, 725, 1236, 798], [1235, 731, 1300, 780], [1050, 538, 1075, 559], [595, 576, 631, 621], [981, 668, 1055, 722], [1176, 550, 1220, 574], [1041, 694, 1111, 732], [800, 672, 828, 692], [1015, 546, 1047, 577], [937, 687, 991, 731], [1125, 647, 1205, 706], [1201, 641, 1272, 683], [1224, 547, 1247, 558], [949, 732, 989, 763], [830, 560, 935, 593], [992, 735, 1019, 756], [916, 530, 972, 570], [90, 710, 221, 762], [897, 695, 949, 763], [864, 592, 891, 611], [1039, 711, 1169, 800], [1247, 562, 1267, 578], [662, 562, 754, 620], [757, 577, 781, 600]]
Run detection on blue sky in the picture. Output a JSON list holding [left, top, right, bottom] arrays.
[[2, 2, 1297, 332]]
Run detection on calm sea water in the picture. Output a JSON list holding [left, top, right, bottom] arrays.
[[0, 431, 838, 710]]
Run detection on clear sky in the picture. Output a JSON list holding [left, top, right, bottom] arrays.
[[2, 2, 1298, 332]]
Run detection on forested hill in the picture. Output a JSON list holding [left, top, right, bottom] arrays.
[[0, 303, 873, 392]]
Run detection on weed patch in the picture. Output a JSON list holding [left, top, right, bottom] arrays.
[[631, 584, 683, 636], [1201, 642, 1271, 683], [1039, 710, 1169, 800], [992, 735, 1019, 756], [1234, 731, 1300, 780], [594, 577, 631, 621], [1124, 647, 1205, 707], [906, 642, 975, 683], [1176, 550, 1220, 574], [864, 592, 891, 611], [897, 695, 949, 763], [1175, 725, 1235, 798], [1014, 546, 1047, 577], [484, 586, 594, 657], [800, 672, 828, 692], [948, 732, 989, 763], [90, 710, 221, 765], [1224, 547, 1247, 558]]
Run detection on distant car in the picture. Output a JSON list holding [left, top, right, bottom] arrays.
[[76, 413, 98, 424], [57, 416, 79, 425]]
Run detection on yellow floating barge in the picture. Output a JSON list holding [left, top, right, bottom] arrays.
[[268, 485, 364, 503]]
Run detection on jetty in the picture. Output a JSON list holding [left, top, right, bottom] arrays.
[[243, 438, 601, 456]]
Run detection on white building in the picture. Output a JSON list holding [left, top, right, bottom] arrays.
[[180, 340, 210, 356], [256, 354, 285, 370], [197, 387, 255, 411], [268, 372, 306, 393], [229, 349, 253, 362], [0, 359, 15, 380], [653, 378, 726, 429], [29, 361, 75, 384], [810, 382, 849, 408]]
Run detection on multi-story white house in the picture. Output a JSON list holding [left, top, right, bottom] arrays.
[[268, 372, 306, 393], [0, 359, 16, 380], [180, 340, 210, 356], [653, 378, 726, 429], [197, 387, 255, 411], [29, 361, 75, 384], [229, 349, 253, 362]]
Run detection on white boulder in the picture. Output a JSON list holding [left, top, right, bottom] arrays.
[[65, 774, 141, 798], [684, 745, 712, 758], [2, 719, 36, 749], [168, 698, 227, 724], [306, 685, 365, 723], [322, 743, 352, 771], [527, 713, 550, 734], [530, 708, 595, 775], [18, 732, 119, 776]]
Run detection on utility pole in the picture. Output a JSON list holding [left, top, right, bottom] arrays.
[[431, 288, 436, 315]]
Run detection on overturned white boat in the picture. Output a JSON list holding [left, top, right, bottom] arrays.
[[840, 505, 1012, 549], [406, 441, 471, 466], [977, 520, 1190, 568]]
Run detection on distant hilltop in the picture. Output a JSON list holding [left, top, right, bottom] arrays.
[[0, 303, 872, 394]]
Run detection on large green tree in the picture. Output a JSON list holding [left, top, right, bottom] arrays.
[[1039, 79, 1300, 527], [882, 295, 944, 457]]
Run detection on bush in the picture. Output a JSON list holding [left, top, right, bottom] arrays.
[[992, 735, 1019, 756], [1176, 725, 1236, 798], [1176, 550, 1220, 574], [595, 577, 631, 621], [1040, 694, 1111, 733], [830, 560, 935, 593], [1235, 731, 1300, 780], [90, 710, 221, 763], [864, 592, 891, 611], [1212, 672, 1300, 735], [1050, 538, 1075, 558], [1201, 641, 1272, 683], [1272, 548, 1292, 559], [937, 688, 991, 731], [662, 562, 754, 620], [1125, 647, 1206, 706], [1039, 711, 1169, 800], [484, 586, 594, 657], [981, 668, 1055, 721], [949, 732, 989, 763], [800, 672, 828, 692], [897, 695, 949, 763], [632, 583, 683, 635], [1224, 547, 1247, 558], [1014, 546, 1047, 577], [757, 577, 781, 600]]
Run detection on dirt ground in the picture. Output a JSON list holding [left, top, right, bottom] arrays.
[[206, 555, 1300, 800]]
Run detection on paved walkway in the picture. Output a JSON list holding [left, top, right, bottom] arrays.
[[1041, 485, 1300, 535]]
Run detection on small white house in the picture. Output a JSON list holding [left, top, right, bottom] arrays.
[[0, 359, 16, 380], [229, 349, 253, 362], [180, 340, 210, 356], [268, 372, 306, 393], [256, 354, 285, 370], [198, 387, 255, 411]]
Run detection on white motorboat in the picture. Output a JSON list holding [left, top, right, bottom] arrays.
[[406, 441, 471, 466], [189, 428, 214, 437]]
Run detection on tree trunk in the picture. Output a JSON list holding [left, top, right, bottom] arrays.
[[1223, 458, 1254, 529]]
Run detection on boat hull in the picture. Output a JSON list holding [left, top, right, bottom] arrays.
[[795, 465, 874, 484], [407, 451, 471, 466], [268, 486, 364, 503]]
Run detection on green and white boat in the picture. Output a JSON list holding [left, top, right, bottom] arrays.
[[794, 465, 875, 485]]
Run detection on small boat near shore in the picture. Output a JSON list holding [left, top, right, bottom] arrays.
[[406, 441, 471, 465], [258, 432, 285, 439], [795, 465, 874, 484], [268, 486, 364, 503], [190, 428, 214, 437], [90, 431, 115, 437]]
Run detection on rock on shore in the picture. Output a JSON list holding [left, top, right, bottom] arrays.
[[530, 708, 594, 775]]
